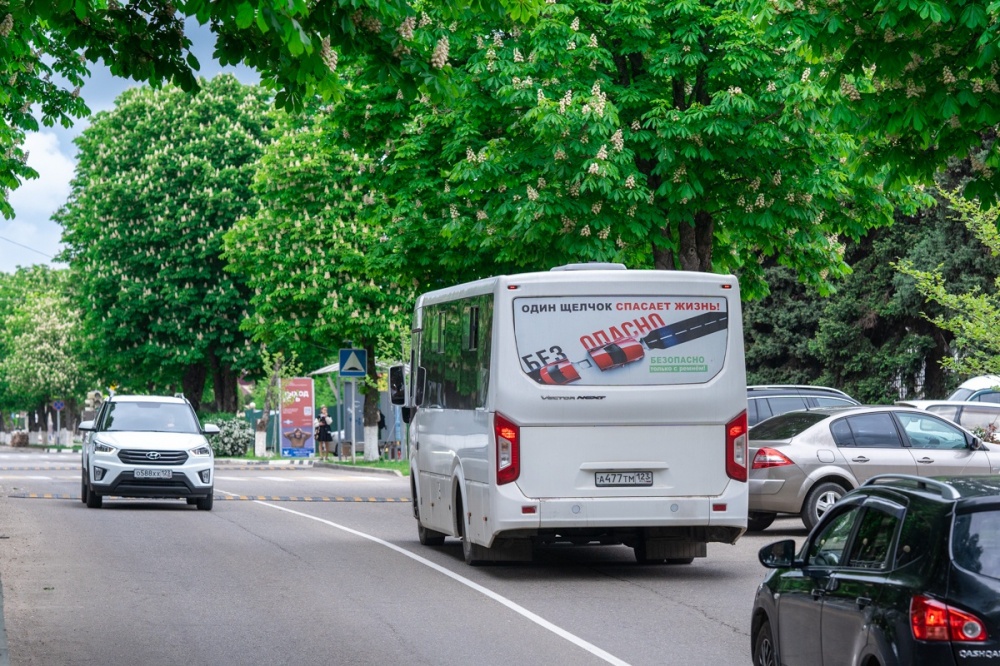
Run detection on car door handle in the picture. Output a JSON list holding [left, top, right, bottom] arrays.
[[852, 456, 870, 463], [916, 457, 934, 464], [856, 596, 872, 609]]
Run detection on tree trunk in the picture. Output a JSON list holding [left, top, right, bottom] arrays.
[[210, 351, 238, 413], [363, 343, 381, 461], [181, 363, 208, 412], [652, 211, 715, 272]]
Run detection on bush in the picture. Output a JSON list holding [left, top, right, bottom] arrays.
[[211, 418, 253, 458], [11, 431, 28, 447]]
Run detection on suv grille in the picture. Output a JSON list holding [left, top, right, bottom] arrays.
[[118, 449, 189, 465]]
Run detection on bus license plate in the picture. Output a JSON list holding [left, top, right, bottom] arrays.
[[135, 469, 172, 479], [595, 471, 653, 487]]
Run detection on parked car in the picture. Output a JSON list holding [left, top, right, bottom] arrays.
[[80, 394, 218, 510], [751, 474, 1000, 666], [747, 385, 860, 427], [947, 374, 1000, 403], [897, 400, 1000, 441], [747, 405, 1000, 531]]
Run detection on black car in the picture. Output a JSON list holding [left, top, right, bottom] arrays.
[[751, 474, 1000, 666], [747, 385, 860, 427]]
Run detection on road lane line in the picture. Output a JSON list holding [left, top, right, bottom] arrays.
[[233, 493, 631, 666]]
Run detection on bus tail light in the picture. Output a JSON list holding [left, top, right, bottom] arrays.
[[726, 411, 748, 482], [495, 413, 520, 485]]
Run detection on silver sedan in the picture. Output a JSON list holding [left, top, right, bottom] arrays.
[[747, 405, 1000, 531]]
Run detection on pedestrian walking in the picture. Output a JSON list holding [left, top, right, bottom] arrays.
[[315, 406, 333, 459]]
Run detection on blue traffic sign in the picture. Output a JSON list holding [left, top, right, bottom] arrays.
[[339, 348, 367, 377], [53, 400, 65, 411]]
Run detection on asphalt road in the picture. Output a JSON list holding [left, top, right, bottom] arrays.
[[0, 447, 810, 666]]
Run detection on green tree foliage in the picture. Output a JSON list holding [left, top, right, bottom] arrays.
[[224, 106, 413, 459], [318, 0, 926, 297], [745, 175, 1000, 402], [897, 188, 1000, 378], [56, 75, 271, 411], [755, 0, 1000, 203], [0, 0, 537, 216], [743, 265, 826, 385], [0, 266, 90, 429]]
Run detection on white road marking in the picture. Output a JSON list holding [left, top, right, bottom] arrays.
[[229, 493, 631, 666]]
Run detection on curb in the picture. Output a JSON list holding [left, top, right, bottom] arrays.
[[216, 457, 405, 477], [314, 461, 404, 477]]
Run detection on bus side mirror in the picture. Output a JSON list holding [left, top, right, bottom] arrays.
[[389, 365, 406, 406], [414, 366, 426, 406]]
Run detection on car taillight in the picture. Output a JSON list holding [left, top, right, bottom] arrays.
[[726, 411, 748, 482], [495, 413, 520, 485], [752, 447, 795, 469], [911, 595, 988, 642]]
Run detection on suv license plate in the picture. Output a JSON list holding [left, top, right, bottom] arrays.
[[595, 471, 653, 487], [135, 469, 173, 479]]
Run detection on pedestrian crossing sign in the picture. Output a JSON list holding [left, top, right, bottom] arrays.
[[339, 348, 367, 377]]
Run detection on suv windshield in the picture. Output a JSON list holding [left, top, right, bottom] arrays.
[[953, 508, 1000, 580], [100, 401, 201, 433], [750, 411, 829, 440]]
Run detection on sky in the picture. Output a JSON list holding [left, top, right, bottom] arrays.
[[0, 20, 258, 275]]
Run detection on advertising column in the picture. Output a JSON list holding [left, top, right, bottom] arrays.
[[280, 377, 315, 458]]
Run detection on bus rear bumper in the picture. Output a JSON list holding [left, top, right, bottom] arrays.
[[489, 481, 747, 545]]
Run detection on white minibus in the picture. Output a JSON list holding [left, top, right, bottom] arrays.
[[389, 263, 748, 564]]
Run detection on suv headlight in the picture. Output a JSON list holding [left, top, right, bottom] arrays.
[[93, 440, 117, 455], [189, 445, 213, 457]]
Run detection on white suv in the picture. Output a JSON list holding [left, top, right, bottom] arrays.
[[80, 394, 218, 510]]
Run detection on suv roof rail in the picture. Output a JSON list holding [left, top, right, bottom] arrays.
[[863, 474, 961, 500]]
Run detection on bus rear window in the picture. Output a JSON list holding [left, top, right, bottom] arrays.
[[512, 296, 729, 386]]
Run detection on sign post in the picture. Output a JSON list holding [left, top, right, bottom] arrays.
[[339, 348, 367, 462], [53, 400, 64, 434]]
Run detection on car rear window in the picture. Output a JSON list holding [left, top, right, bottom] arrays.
[[750, 411, 828, 440], [953, 509, 1000, 580]]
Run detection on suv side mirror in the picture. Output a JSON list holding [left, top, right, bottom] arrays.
[[389, 365, 406, 406], [79, 420, 94, 432], [202, 424, 220, 435], [759, 539, 797, 568]]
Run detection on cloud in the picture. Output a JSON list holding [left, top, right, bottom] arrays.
[[0, 19, 259, 275], [0, 132, 75, 272]]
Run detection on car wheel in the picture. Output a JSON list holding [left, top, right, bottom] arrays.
[[666, 558, 694, 565], [80, 470, 89, 504], [196, 494, 214, 511], [86, 489, 102, 509], [753, 619, 777, 666], [748, 511, 777, 532], [412, 481, 445, 546], [801, 481, 846, 531], [458, 496, 490, 565], [418, 522, 446, 546]]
